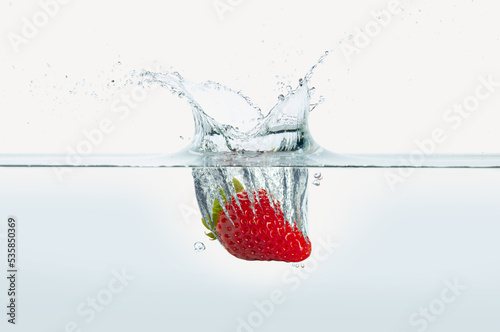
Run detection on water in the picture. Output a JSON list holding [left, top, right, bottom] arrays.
[[314, 172, 323, 180], [194, 241, 205, 252], [312, 172, 323, 186], [2, 167, 500, 332]]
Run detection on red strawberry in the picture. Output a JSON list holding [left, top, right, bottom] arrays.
[[202, 178, 311, 262]]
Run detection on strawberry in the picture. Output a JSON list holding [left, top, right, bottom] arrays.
[[202, 178, 311, 262]]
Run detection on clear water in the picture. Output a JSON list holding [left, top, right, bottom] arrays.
[[2, 167, 500, 332]]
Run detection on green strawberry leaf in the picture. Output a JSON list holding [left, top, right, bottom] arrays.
[[233, 178, 244, 193], [201, 181, 242, 240], [212, 198, 223, 229], [218, 188, 226, 203], [205, 231, 217, 241], [201, 217, 211, 230]]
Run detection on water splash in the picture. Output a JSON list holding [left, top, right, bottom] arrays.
[[140, 70, 318, 154], [138, 50, 335, 157]]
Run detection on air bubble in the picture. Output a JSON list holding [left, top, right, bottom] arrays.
[[286, 85, 293, 93], [314, 172, 323, 180], [300, 263, 305, 268], [312, 179, 321, 186], [278, 94, 285, 101], [292, 263, 300, 268], [194, 242, 205, 252]]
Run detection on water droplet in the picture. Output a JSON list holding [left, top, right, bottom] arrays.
[[312, 179, 321, 186], [278, 94, 285, 101], [292, 263, 299, 268], [348, 35, 353, 40], [179, 136, 184, 140], [300, 263, 305, 268], [298, 78, 304, 86], [286, 85, 293, 93], [314, 172, 323, 180], [194, 242, 205, 252]]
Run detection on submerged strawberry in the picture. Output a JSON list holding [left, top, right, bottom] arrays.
[[202, 179, 311, 262]]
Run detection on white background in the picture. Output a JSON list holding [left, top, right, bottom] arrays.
[[1, 0, 500, 331]]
